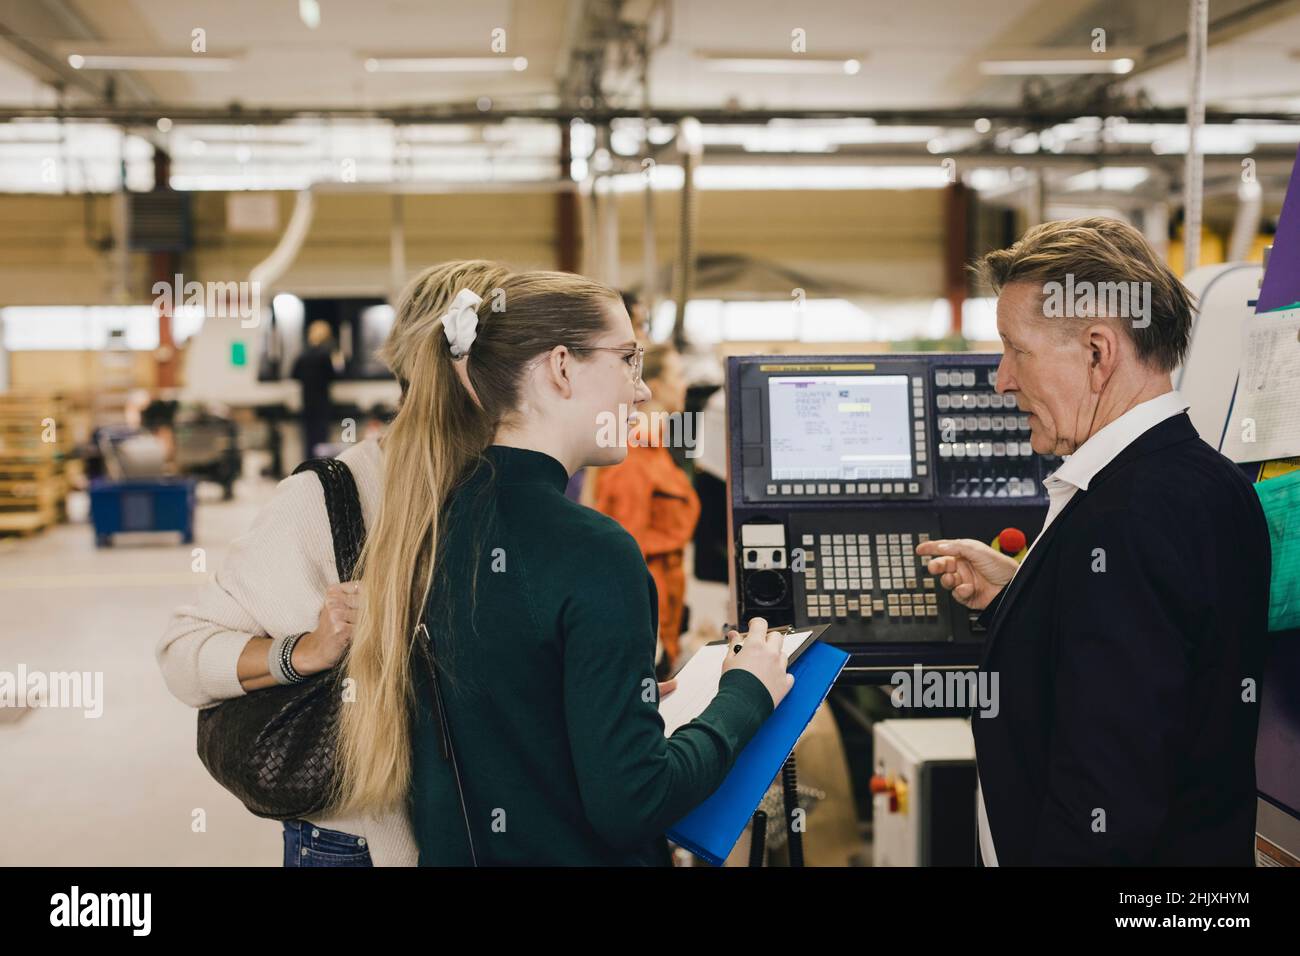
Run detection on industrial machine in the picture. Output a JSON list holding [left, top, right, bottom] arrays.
[[725, 352, 1055, 673], [1182, 260, 1300, 867], [870, 718, 976, 867]]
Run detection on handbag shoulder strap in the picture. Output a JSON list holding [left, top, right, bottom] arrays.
[[293, 457, 366, 580], [296, 456, 476, 863]]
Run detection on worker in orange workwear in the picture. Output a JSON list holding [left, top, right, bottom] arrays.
[[593, 344, 700, 675]]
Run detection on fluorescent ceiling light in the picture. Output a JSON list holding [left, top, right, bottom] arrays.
[[68, 54, 236, 71], [980, 57, 1134, 75], [364, 56, 527, 73], [1063, 167, 1150, 191], [698, 53, 863, 75], [702, 123, 940, 149], [696, 165, 948, 190]]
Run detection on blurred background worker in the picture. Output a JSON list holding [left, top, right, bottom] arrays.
[[594, 344, 699, 676], [291, 320, 339, 460], [622, 290, 651, 340]]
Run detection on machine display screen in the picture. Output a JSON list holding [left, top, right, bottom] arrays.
[[768, 374, 913, 481]]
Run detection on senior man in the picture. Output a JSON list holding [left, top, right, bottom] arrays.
[[918, 217, 1270, 866]]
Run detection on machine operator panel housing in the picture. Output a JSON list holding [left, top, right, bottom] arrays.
[[727, 354, 1056, 671]]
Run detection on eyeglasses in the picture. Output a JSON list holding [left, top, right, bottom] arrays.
[[571, 344, 645, 385]]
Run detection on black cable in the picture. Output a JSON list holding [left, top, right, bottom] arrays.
[[748, 810, 767, 867], [782, 754, 804, 867]]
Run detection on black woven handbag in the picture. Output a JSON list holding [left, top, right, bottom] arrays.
[[196, 457, 365, 821]]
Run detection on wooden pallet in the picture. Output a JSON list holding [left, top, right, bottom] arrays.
[[0, 458, 62, 479], [0, 476, 66, 506], [0, 427, 72, 458], [0, 393, 73, 535], [0, 508, 56, 535]]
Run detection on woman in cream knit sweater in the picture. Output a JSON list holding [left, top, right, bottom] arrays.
[[156, 260, 510, 867]]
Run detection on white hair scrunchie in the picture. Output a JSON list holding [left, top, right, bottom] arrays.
[[440, 288, 483, 358]]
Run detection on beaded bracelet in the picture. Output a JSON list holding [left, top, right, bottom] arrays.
[[268, 633, 308, 685]]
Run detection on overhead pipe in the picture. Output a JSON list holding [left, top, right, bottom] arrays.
[[249, 189, 315, 292], [1183, 0, 1209, 273], [670, 117, 702, 350], [389, 192, 406, 301], [9, 105, 1298, 125], [1227, 179, 1264, 262]]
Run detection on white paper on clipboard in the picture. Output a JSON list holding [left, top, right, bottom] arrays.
[[657, 629, 813, 737], [1219, 309, 1300, 463]]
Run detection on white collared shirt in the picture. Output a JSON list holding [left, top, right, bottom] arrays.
[[976, 388, 1190, 866]]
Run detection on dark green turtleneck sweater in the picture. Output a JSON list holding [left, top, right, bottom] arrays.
[[409, 444, 773, 866]]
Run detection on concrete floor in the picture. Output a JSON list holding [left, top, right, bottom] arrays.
[[0, 471, 740, 867], [0, 479, 284, 866]]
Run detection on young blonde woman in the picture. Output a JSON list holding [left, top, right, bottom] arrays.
[[156, 260, 511, 867], [332, 271, 790, 865]]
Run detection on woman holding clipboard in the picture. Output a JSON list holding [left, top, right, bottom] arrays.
[[330, 270, 792, 865]]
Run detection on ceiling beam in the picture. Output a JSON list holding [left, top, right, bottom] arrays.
[[2, 103, 1296, 125], [940, 0, 1099, 103], [1133, 0, 1300, 77]]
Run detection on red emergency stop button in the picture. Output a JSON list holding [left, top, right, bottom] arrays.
[[998, 527, 1026, 553]]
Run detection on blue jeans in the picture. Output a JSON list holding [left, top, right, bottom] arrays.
[[282, 820, 373, 867]]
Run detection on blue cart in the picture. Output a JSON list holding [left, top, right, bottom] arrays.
[[89, 478, 197, 547]]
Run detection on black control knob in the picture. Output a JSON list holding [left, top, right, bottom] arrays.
[[744, 569, 788, 608]]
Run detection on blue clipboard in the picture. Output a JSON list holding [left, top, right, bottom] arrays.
[[666, 639, 850, 865]]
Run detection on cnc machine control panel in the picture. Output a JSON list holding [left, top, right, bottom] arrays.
[[728, 354, 1057, 670]]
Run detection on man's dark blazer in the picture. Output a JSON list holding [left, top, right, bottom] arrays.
[[972, 411, 1271, 865]]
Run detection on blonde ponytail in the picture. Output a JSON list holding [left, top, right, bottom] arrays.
[[332, 261, 505, 813], [332, 267, 622, 814]]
